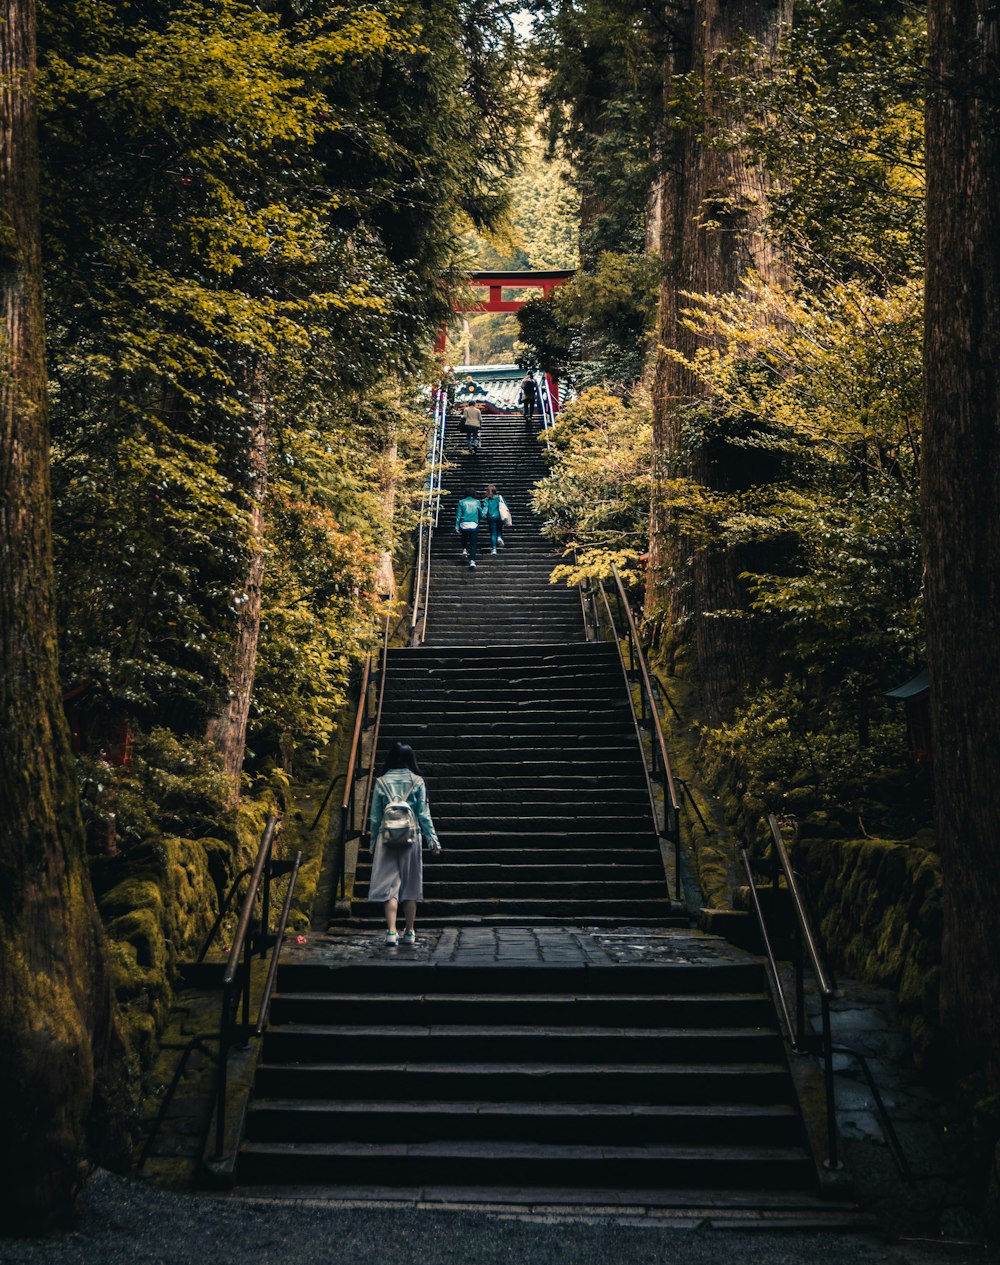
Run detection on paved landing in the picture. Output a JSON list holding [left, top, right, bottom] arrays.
[[282, 925, 755, 968]]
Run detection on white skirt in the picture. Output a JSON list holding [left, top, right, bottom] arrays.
[[368, 839, 423, 903]]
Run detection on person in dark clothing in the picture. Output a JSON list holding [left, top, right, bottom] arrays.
[[519, 373, 538, 423]]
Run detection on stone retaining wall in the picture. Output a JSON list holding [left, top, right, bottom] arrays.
[[793, 835, 943, 1073]]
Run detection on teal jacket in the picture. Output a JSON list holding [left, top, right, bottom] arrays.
[[369, 768, 439, 849], [483, 494, 503, 521], [455, 496, 483, 530]]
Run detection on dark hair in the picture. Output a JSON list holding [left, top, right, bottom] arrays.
[[380, 741, 422, 776]]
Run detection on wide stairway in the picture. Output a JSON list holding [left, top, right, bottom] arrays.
[[352, 641, 679, 926], [237, 958, 821, 1202], [351, 408, 680, 927], [227, 400, 842, 1213], [422, 409, 583, 644]]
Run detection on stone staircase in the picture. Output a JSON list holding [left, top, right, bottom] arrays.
[[236, 959, 820, 1198], [350, 408, 680, 927], [422, 410, 583, 644], [351, 642, 679, 926], [226, 402, 844, 1212]]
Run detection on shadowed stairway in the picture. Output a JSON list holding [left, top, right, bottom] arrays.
[[351, 410, 681, 927], [229, 403, 843, 1213]]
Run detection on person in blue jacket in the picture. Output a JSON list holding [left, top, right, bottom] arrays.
[[368, 741, 440, 947], [482, 482, 508, 555], [455, 484, 484, 569]]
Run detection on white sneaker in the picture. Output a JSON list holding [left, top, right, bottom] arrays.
[[461, 548, 468, 558], [384, 930, 398, 947], [469, 560, 476, 569], [497, 537, 504, 548], [491, 548, 497, 555]]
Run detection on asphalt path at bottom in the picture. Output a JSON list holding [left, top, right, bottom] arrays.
[[0, 1172, 990, 1265]]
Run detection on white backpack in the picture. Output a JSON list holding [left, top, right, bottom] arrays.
[[376, 775, 420, 850]]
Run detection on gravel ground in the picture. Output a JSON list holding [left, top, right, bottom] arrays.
[[0, 1171, 989, 1265]]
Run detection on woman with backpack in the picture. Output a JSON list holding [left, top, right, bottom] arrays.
[[368, 740, 441, 946], [482, 482, 511, 555]]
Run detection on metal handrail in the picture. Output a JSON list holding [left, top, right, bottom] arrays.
[[214, 813, 280, 1159], [537, 372, 555, 451], [591, 565, 682, 899], [255, 850, 302, 1036], [361, 613, 392, 841], [410, 388, 447, 645], [330, 653, 373, 899], [739, 812, 911, 1181], [597, 583, 662, 865]]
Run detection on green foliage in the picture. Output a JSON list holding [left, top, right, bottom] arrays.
[[40, 0, 529, 782], [527, 0, 665, 263], [531, 386, 651, 584], [704, 681, 908, 809], [700, 0, 926, 287], [79, 729, 233, 853], [443, 125, 579, 365], [517, 250, 657, 389], [661, 277, 924, 792]]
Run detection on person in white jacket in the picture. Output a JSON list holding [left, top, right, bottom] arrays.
[[368, 741, 441, 946]]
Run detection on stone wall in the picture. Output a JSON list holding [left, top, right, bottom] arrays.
[[794, 834, 943, 1073]]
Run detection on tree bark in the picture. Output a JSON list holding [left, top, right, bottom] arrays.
[[648, 0, 790, 721], [923, 0, 1000, 1097], [0, 0, 118, 1227], [376, 416, 398, 601], [205, 375, 268, 800]]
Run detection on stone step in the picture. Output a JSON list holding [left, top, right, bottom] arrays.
[[348, 899, 677, 919], [359, 849, 659, 867], [261, 1025, 786, 1066], [273, 962, 768, 994], [237, 1139, 814, 1189], [343, 913, 690, 929], [253, 1060, 791, 1105], [244, 1099, 802, 1147], [387, 643, 613, 662], [425, 790, 651, 807], [360, 881, 668, 901], [425, 815, 653, 834], [267, 992, 777, 1028]]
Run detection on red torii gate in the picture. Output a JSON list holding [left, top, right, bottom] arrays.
[[434, 266, 575, 349], [435, 269, 575, 411]]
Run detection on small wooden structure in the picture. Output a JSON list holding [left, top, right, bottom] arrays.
[[885, 668, 931, 764]]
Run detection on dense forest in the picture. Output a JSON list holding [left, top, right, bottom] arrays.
[[1, 0, 999, 1236]]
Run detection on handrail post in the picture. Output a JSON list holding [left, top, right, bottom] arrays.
[[259, 834, 272, 959], [795, 924, 807, 1046], [240, 930, 253, 1034], [338, 803, 347, 899], [822, 994, 841, 1170], [215, 985, 231, 1159]]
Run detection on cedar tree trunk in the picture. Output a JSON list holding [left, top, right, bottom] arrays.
[[648, 0, 790, 721], [206, 373, 268, 800], [0, 0, 117, 1227], [923, 0, 1000, 1101]]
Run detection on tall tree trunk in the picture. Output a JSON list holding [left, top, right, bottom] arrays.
[[376, 416, 398, 601], [0, 0, 118, 1227], [923, 0, 1000, 1122], [206, 374, 268, 800], [648, 0, 790, 720]]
